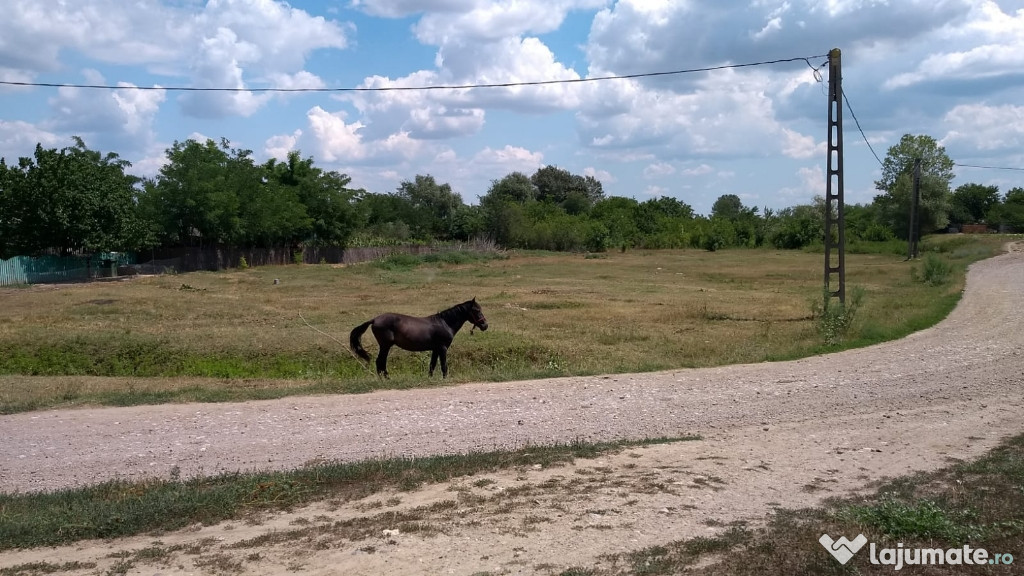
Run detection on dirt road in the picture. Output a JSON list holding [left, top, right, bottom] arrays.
[[0, 246, 1021, 575]]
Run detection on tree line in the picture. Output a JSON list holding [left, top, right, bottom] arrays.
[[1, 134, 1022, 260]]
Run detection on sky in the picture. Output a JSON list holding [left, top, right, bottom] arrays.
[[1, 0, 1023, 216]]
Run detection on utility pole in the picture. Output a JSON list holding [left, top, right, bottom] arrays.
[[824, 48, 846, 304], [907, 158, 921, 259]]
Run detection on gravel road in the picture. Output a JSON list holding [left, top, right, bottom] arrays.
[[1, 246, 1022, 494]]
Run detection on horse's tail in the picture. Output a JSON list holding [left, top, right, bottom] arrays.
[[349, 320, 373, 362]]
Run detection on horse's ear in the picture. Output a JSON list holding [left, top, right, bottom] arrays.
[[472, 297, 477, 302]]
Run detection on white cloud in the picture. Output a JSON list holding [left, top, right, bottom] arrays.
[[42, 70, 165, 150], [576, 68, 802, 159], [584, 166, 617, 183], [797, 165, 823, 195], [128, 142, 175, 177], [264, 130, 302, 161], [643, 185, 668, 198], [884, 1, 1024, 89], [471, 145, 544, 172], [305, 107, 367, 162], [781, 128, 821, 159], [279, 106, 436, 167], [0, 121, 62, 162], [776, 165, 824, 204], [413, 0, 606, 43], [643, 162, 676, 178], [349, 0, 476, 19], [407, 106, 486, 140], [682, 164, 714, 176], [941, 103, 1024, 151], [0, 0, 349, 105]]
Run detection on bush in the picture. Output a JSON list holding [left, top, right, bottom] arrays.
[[914, 253, 952, 286], [811, 287, 864, 346], [374, 253, 422, 271], [859, 223, 895, 242]]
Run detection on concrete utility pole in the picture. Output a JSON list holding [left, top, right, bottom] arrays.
[[824, 48, 846, 304], [907, 158, 922, 260]]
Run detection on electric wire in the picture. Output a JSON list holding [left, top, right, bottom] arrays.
[[954, 163, 1024, 172], [841, 89, 884, 167], [0, 55, 829, 93]]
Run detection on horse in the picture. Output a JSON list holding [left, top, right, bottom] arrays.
[[349, 298, 488, 379]]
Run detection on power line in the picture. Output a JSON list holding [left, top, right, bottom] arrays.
[[954, 163, 1024, 172], [841, 89, 883, 167], [0, 55, 828, 93], [841, 90, 1023, 173]]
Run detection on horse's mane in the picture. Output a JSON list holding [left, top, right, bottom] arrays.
[[435, 300, 473, 326]]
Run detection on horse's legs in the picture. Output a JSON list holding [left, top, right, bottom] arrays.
[[375, 344, 392, 379], [438, 346, 449, 378], [429, 351, 439, 377]]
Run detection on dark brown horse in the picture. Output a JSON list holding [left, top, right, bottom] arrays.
[[349, 298, 488, 378]]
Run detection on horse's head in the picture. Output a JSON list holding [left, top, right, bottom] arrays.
[[468, 297, 488, 332]]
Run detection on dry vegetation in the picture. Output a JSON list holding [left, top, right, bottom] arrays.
[[0, 236, 1006, 413]]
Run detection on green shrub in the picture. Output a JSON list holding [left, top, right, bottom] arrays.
[[374, 253, 422, 271], [914, 253, 952, 286], [811, 286, 864, 346]]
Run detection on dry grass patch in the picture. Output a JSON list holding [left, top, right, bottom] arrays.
[[0, 238, 1008, 412]]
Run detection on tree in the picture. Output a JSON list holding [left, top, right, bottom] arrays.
[[590, 196, 639, 248], [530, 166, 604, 214], [480, 173, 535, 246], [395, 174, 464, 239], [485, 171, 535, 204], [950, 183, 1000, 226], [139, 138, 323, 248], [873, 134, 954, 237], [0, 138, 149, 257], [711, 194, 745, 221], [231, 147, 309, 247], [266, 151, 362, 246], [987, 187, 1024, 232], [768, 204, 823, 249], [451, 204, 485, 241], [710, 194, 760, 246], [138, 138, 241, 247], [638, 196, 694, 221]]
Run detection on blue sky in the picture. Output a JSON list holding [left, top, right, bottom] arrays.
[[1, 0, 1023, 215]]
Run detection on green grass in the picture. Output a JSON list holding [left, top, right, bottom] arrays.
[[0, 435, 696, 550], [0, 236, 1011, 413], [561, 432, 1024, 575], [0, 562, 98, 576]]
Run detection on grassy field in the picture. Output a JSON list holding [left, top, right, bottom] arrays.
[[0, 235, 1010, 413]]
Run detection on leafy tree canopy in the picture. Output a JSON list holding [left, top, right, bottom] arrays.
[[0, 137, 148, 258], [872, 134, 954, 237]]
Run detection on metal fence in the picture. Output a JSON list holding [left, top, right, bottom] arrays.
[[2, 240, 499, 286], [0, 253, 135, 287]]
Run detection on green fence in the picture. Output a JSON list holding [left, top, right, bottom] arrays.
[[0, 253, 135, 287]]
